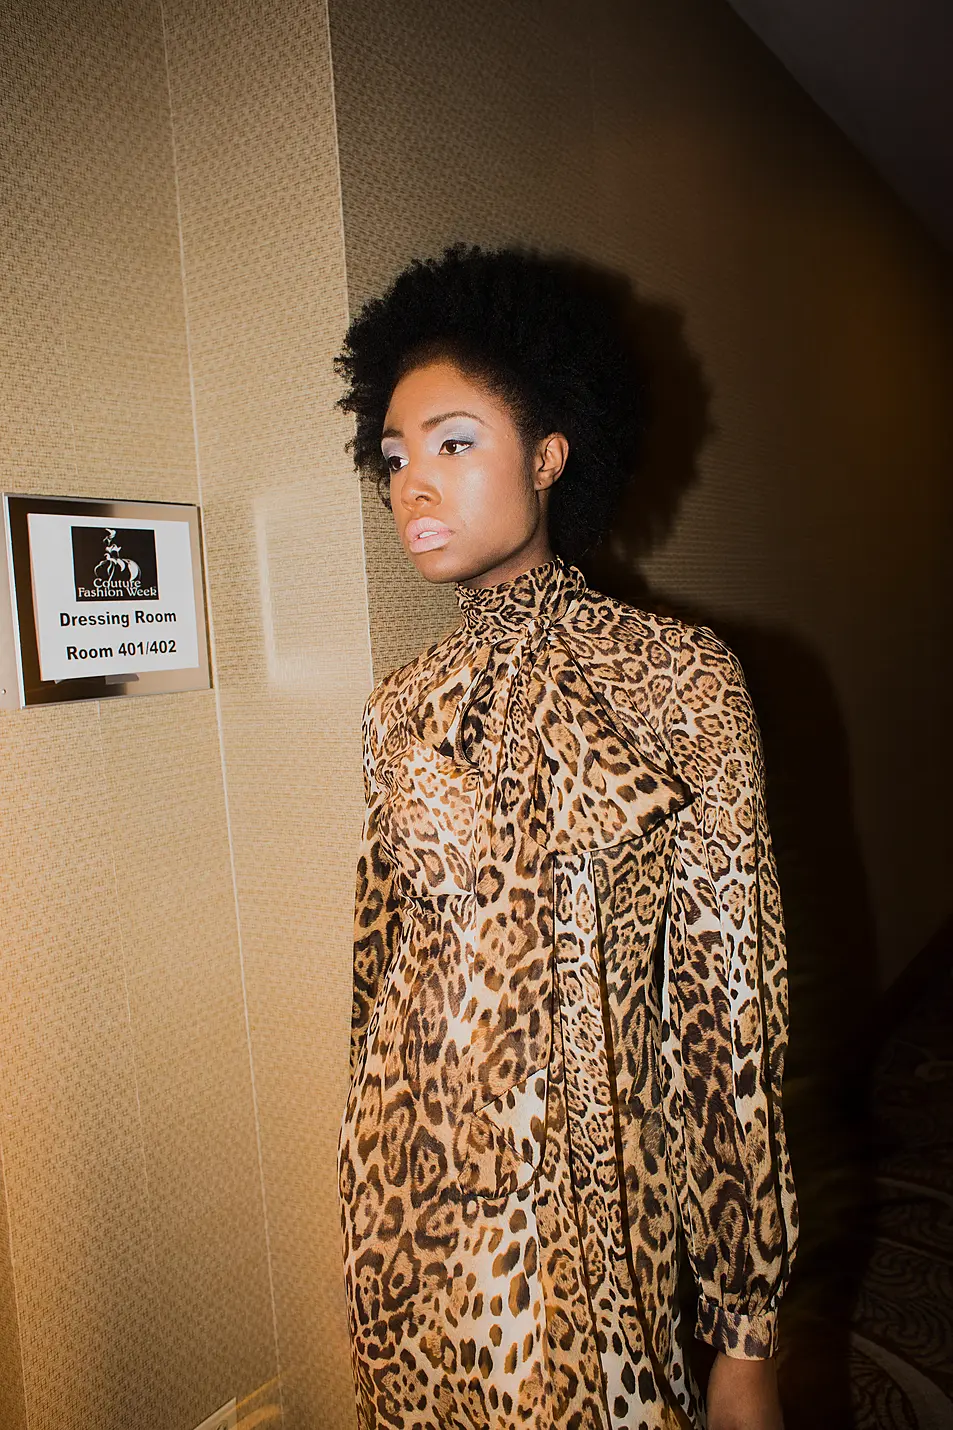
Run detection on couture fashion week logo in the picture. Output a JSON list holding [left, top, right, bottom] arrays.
[[71, 526, 159, 601]]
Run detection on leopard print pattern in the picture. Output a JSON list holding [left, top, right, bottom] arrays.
[[338, 556, 798, 1429]]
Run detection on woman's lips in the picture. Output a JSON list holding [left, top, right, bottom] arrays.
[[407, 520, 452, 552]]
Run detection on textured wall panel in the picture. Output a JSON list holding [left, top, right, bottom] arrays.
[[99, 692, 277, 1427], [0, 1145, 27, 1430], [162, 1, 369, 1426], [329, 0, 953, 990], [0, 0, 196, 501], [0, 2, 273, 1427], [0, 704, 164, 1428]]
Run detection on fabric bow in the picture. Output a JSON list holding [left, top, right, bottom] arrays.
[[449, 557, 693, 1200]]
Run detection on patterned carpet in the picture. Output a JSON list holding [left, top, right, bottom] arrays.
[[778, 964, 953, 1429]]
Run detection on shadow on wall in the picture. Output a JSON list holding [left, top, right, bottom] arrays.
[[572, 261, 881, 1429]]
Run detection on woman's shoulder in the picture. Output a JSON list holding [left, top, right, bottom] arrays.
[[362, 624, 469, 741], [569, 589, 755, 757], [573, 585, 740, 679]]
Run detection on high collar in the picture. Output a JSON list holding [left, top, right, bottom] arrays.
[[454, 554, 587, 641]]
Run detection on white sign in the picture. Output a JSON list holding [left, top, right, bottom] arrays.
[[27, 513, 200, 681]]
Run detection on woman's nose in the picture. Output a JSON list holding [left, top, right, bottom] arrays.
[[400, 461, 439, 507]]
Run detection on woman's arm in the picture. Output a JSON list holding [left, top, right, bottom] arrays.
[[660, 627, 798, 1412], [706, 1353, 784, 1430], [348, 693, 403, 1082]]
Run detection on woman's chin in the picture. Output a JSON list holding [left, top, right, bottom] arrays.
[[407, 544, 472, 583]]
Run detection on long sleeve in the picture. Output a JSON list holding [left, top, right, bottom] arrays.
[[660, 626, 798, 1359], [348, 692, 403, 1084]]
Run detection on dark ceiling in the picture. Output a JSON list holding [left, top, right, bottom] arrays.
[[725, 0, 953, 253]]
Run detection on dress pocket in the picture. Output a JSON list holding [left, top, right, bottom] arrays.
[[461, 1064, 549, 1198]]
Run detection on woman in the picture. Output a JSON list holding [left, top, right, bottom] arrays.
[[334, 244, 798, 1430]]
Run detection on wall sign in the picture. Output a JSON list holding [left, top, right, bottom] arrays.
[[0, 495, 211, 707]]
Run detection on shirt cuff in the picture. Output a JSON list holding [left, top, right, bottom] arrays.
[[695, 1293, 779, 1359]]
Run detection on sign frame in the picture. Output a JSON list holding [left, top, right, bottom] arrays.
[[0, 494, 212, 708]]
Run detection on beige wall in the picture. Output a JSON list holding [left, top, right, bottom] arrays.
[[161, 0, 368, 1425], [1, 1, 274, 1427], [330, 0, 953, 993], [3, 0, 952, 1428], [1, 0, 366, 1428]]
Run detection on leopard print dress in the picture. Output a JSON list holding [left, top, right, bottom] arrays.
[[337, 555, 798, 1430]]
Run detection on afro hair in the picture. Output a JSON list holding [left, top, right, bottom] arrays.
[[333, 242, 646, 562]]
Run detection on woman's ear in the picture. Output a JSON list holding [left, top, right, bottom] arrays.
[[533, 432, 569, 491]]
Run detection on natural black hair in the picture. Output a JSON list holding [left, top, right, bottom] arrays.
[[333, 242, 646, 562]]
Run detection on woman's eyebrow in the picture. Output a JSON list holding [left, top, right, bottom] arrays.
[[421, 409, 485, 431], [381, 409, 486, 440]]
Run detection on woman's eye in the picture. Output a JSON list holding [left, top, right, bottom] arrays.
[[441, 439, 472, 455], [384, 453, 406, 473]]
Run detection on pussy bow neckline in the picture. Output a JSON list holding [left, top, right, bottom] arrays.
[[453, 554, 588, 647], [442, 551, 688, 858]]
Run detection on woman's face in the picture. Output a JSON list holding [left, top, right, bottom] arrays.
[[381, 359, 567, 588]]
